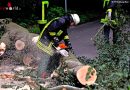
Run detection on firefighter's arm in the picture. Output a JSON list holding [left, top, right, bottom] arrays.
[[106, 8, 112, 20], [106, 0, 116, 19], [48, 32, 59, 47], [47, 18, 66, 46]]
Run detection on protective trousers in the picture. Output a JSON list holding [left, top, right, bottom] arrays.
[[104, 25, 118, 44]]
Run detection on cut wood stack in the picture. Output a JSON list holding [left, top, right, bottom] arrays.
[[0, 21, 97, 90]]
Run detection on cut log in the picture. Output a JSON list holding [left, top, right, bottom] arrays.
[[0, 22, 44, 66], [15, 40, 25, 50], [76, 65, 97, 86], [0, 42, 6, 56], [0, 22, 38, 48], [0, 21, 97, 89], [23, 54, 33, 66], [60, 53, 97, 86]]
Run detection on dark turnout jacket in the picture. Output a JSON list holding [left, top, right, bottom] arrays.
[[40, 14, 73, 48], [103, 0, 129, 19]]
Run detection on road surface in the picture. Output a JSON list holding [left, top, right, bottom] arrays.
[[68, 20, 102, 58]]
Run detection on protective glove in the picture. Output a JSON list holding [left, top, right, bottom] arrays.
[[108, 11, 112, 20], [56, 47, 69, 57], [32, 36, 39, 44], [58, 49, 69, 57], [106, 9, 112, 20]]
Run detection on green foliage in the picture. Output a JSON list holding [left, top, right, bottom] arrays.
[[48, 7, 97, 24], [28, 25, 40, 34], [47, 6, 65, 21], [15, 17, 39, 34], [78, 11, 100, 24], [78, 12, 130, 90], [56, 62, 80, 87], [92, 44, 130, 89], [19, 22, 28, 28], [16, 18, 36, 27], [14, 6, 65, 34], [80, 15, 89, 24], [13, 2, 100, 34], [86, 67, 94, 81], [128, 85, 130, 90]]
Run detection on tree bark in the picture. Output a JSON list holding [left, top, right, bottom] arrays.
[[58, 53, 97, 86], [0, 22, 43, 67], [0, 21, 97, 89]]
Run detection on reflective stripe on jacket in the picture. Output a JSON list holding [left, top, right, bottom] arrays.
[[37, 17, 59, 56]]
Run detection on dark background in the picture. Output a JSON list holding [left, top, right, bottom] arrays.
[[0, 0, 104, 19], [0, 0, 129, 19]]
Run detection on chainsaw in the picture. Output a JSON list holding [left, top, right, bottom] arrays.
[[53, 43, 69, 57]]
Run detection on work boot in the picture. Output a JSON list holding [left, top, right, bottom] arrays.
[[104, 25, 110, 44]]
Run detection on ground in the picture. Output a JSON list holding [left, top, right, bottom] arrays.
[[68, 20, 101, 58]]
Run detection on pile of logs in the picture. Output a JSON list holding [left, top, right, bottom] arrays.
[[0, 20, 97, 90], [0, 20, 42, 66]]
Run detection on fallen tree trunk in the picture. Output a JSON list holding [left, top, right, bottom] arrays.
[[65, 54, 97, 86], [0, 21, 97, 89], [0, 22, 45, 67], [49, 53, 97, 87]]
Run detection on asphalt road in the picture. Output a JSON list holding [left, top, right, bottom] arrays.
[[68, 20, 102, 58]]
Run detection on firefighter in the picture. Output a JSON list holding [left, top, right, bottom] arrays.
[[36, 14, 80, 79], [101, 0, 129, 44]]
